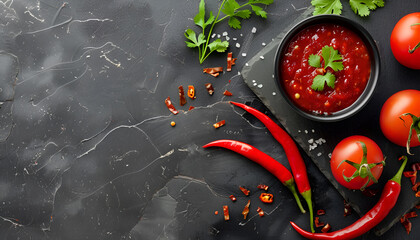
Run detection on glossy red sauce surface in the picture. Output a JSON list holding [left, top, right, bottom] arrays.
[[280, 24, 371, 114]]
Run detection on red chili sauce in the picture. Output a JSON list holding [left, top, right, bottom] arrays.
[[281, 24, 371, 114]]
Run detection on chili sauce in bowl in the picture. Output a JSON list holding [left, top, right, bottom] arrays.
[[274, 15, 380, 122]]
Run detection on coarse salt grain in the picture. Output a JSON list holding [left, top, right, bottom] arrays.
[[272, 92, 276, 96], [252, 27, 257, 33], [308, 139, 314, 144], [245, 63, 249, 66], [304, 130, 308, 134], [242, 53, 247, 57], [253, 83, 257, 86], [226, 36, 230, 41], [262, 42, 266, 46], [317, 152, 322, 157], [252, 80, 256, 83], [236, 43, 241, 48], [217, 34, 221, 38], [222, 32, 228, 36], [259, 56, 264, 60], [211, 33, 216, 38], [328, 153, 332, 158], [257, 84, 263, 88], [233, 38, 237, 41]]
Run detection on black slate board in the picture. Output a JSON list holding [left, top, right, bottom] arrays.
[[241, 8, 420, 236]]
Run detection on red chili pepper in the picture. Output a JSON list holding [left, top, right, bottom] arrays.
[[187, 85, 196, 99], [321, 223, 331, 233], [230, 101, 314, 232], [290, 156, 408, 240], [203, 139, 305, 213], [259, 193, 274, 203], [213, 120, 225, 129]]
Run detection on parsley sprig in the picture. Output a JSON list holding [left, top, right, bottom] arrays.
[[185, 0, 273, 64], [311, 0, 384, 17], [309, 46, 344, 91]]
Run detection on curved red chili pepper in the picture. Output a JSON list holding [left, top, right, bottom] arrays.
[[230, 101, 314, 232], [290, 156, 408, 240], [203, 139, 305, 213]]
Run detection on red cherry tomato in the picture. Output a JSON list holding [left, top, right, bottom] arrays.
[[390, 12, 420, 69], [330, 136, 384, 190], [380, 90, 420, 150]]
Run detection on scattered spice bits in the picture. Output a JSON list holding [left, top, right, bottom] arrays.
[[229, 195, 237, 202], [404, 170, 417, 185], [314, 217, 325, 227], [257, 184, 269, 191], [178, 86, 186, 106], [321, 223, 331, 233], [170, 121, 176, 127], [203, 67, 223, 77], [213, 120, 226, 129], [188, 106, 195, 111], [259, 193, 273, 203], [226, 52, 237, 72], [344, 201, 352, 217], [361, 188, 378, 197], [239, 186, 250, 196], [316, 209, 326, 216], [223, 90, 233, 96], [412, 182, 420, 192], [412, 163, 420, 171], [214, 211, 219, 215], [205, 83, 214, 95], [256, 207, 265, 217], [416, 204, 420, 209], [416, 191, 420, 197], [223, 205, 230, 221], [187, 85, 196, 99], [164, 97, 178, 115], [242, 200, 251, 219], [400, 212, 417, 234]]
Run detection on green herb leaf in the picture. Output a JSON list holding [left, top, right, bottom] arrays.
[[249, 0, 274, 5], [235, 9, 252, 19], [349, 0, 384, 17], [311, 72, 336, 91], [228, 16, 242, 29], [311, 0, 343, 15], [222, 0, 240, 16], [184, 29, 206, 48], [208, 39, 229, 53], [251, 5, 267, 18], [308, 54, 321, 68], [321, 46, 344, 71]]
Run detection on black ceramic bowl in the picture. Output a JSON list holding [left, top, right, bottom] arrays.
[[274, 15, 380, 122]]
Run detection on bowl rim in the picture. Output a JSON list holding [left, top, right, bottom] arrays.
[[273, 14, 380, 122]]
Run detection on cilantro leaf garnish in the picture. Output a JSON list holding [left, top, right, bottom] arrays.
[[311, 0, 343, 15], [311, 72, 336, 91], [185, 0, 273, 64], [311, 0, 384, 17], [308, 46, 343, 91]]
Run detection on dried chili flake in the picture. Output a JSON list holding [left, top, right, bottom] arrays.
[[205, 83, 214, 95], [257, 184, 269, 191], [344, 201, 352, 217], [321, 223, 331, 233], [239, 186, 250, 196], [214, 211, 218, 215], [164, 97, 178, 115], [315, 217, 325, 227], [412, 182, 420, 192], [401, 217, 412, 234], [412, 163, 420, 171], [404, 211, 418, 219], [416, 190, 420, 197], [213, 120, 226, 129], [223, 90, 233, 96], [226, 52, 237, 72], [178, 86, 186, 106], [203, 67, 223, 77], [403, 170, 417, 185], [188, 106, 195, 111], [229, 195, 237, 202], [187, 85, 196, 99], [316, 209, 325, 216], [256, 207, 265, 217], [415, 204, 420, 209], [170, 121, 176, 127], [259, 193, 273, 203], [223, 205, 229, 221], [361, 188, 378, 197], [242, 200, 251, 219]]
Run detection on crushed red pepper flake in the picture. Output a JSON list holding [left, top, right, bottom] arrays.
[[205, 83, 214, 95], [256, 207, 265, 217], [361, 188, 378, 197], [315, 217, 325, 227], [404, 211, 418, 219], [239, 186, 250, 196], [257, 184, 269, 191], [415, 204, 420, 209], [400, 217, 412, 235], [403, 170, 417, 185], [412, 182, 420, 192], [344, 201, 352, 217], [223, 205, 229, 221], [203, 67, 223, 77], [164, 97, 178, 115], [178, 86, 186, 106], [229, 195, 237, 202], [213, 120, 226, 129], [187, 85, 196, 99], [188, 106, 195, 111], [316, 209, 325, 216], [416, 191, 420, 197], [242, 200, 251, 219], [321, 223, 331, 233], [226, 52, 237, 72], [259, 193, 273, 203], [214, 211, 218, 215], [223, 90, 233, 96], [412, 163, 420, 171]]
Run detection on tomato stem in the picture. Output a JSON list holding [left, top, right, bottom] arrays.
[[408, 41, 420, 54], [399, 113, 420, 155]]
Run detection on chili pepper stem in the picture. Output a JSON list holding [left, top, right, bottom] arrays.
[[392, 156, 408, 184], [285, 179, 306, 214], [301, 190, 315, 233]]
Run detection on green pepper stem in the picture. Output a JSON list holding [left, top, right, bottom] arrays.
[[285, 179, 306, 214], [391, 156, 408, 184], [301, 190, 314, 233]]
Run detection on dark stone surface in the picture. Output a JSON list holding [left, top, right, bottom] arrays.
[[0, 0, 418, 239]]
